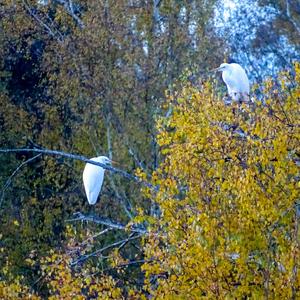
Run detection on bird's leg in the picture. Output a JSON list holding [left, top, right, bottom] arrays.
[[231, 106, 237, 117], [86, 202, 95, 216], [223, 93, 232, 105]]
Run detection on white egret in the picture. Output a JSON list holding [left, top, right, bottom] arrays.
[[82, 156, 112, 205], [214, 63, 250, 102]]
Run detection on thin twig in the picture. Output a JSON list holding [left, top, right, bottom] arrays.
[[54, 0, 84, 28], [70, 234, 143, 266], [66, 212, 147, 234], [0, 154, 42, 208], [81, 228, 111, 246], [67, 0, 84, 28], [108, 176, 134, 219], [118, 232, 135, 250], [286, 0, 300, 34], [22, 0, 64, 42]]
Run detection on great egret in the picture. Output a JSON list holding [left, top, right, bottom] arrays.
[[213, 63, 250, 102], [82, 156, 112, 205]]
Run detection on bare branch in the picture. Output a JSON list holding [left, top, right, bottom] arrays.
[[66, 212, 147, 234], [0, 154, 42, 208], [70, 234, 143, 266], [286, 0, 300, 34], [118, 232, 135, 250], [81, 228, 111, 246], [108, 176, 134, 219], [54, 0, 84, 29], [67, 0, 84, 28], [128, 146, 146, 171], [22, 0, 64, 42], [106, 116, 113, 160], [0, 147, 156, 190]]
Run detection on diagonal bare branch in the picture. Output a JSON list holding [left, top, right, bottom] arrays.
[[54, 0, 84, 28], [286, 0, 300, 35], [70, 233, 143, 266], [22, 0, 64, 42], [0, 147, 156, 190], [0, 153, 42, 208], [66, 212, 147, 234]]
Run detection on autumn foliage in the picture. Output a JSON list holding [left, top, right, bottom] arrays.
[[1, 64, 299, 298], [141, 66, 300, 298]]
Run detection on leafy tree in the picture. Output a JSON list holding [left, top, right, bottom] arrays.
[[1, 63, 299, 298], [0, 0, 221, 291], [215, 0, 300, 82], [140, 64, 300, 298], [2, 0, 299, 298]]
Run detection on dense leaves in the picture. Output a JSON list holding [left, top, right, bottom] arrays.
[[1, 64, 299, 298], [1, 0, 299, 298], [141, 65, 300, 298]]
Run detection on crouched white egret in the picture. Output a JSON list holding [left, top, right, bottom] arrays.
[[213, 63, 250, 102], [82, 156, 112, 205]]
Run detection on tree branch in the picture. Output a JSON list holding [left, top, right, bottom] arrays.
[[66, 212, 147, 234], [286, 0, 300, 34], [22, 0, 64, 42], [108, 177, 134, 219], [54, 0, 84, 29], [70, 234, 143, 266], [67, 0, 84, 28], [0, 147, 156, 190], [0, 154, 42, 208], [80, 228, 111, 246]]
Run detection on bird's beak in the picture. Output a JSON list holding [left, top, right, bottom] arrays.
[[110, 160, 119, 166], [209, 67, 220, 73]]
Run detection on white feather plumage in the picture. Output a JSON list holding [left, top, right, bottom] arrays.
[[217, 63, 250, 102], [82, 156, 110, 205]]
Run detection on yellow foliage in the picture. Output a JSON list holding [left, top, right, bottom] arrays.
[[142, 65, 300, 298], [0, 280, 40, 300], [1, 240, 122, 299], [1, 59, 299, 297], [40, 251, 122, 300], [0, 261, 40, 300]]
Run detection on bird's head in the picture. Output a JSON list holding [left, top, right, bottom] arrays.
[[215, 63, 230, 72], [98, 156, 112, 165], [97, 156, 120, 166]]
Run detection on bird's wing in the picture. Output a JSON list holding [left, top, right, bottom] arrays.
[[83, 164, 104, 205], [225, 84, 232, 95], [231, 64, 250, 94], [222, 72, 236, 93]]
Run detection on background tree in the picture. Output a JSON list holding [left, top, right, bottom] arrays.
[[0, 0, 222, 293], [1, 61, 298, 299], [215, 0, 300, 82]]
